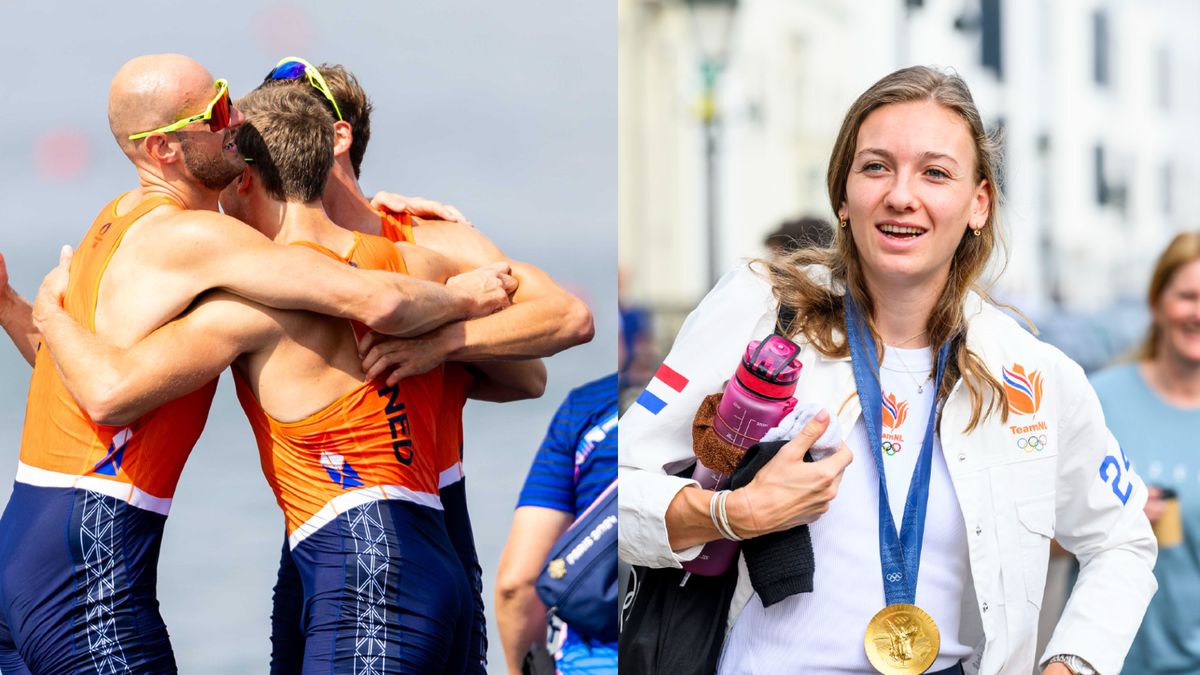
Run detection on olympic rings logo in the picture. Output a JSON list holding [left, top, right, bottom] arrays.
[[886, 572, 904, 583], [1016, 435, 1049, 453], [882, 441, 902, 456]]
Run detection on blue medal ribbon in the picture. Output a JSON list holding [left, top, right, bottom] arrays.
[[844, 294, 951, 606]]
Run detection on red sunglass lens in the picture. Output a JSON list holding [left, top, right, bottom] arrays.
[[209, 90, 231, 132]]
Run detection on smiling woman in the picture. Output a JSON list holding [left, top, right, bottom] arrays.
[[842, 100, 991, 292], [619, 66, 1158, 675], [1090, 232, 1200, 674]]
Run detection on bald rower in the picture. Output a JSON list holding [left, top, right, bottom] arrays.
[[33, 85, 550, 673], [0, 54, 514, 674]]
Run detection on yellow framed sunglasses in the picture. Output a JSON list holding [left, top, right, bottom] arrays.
[[127, 79, 233, 140], [264, 57, 344, 122]]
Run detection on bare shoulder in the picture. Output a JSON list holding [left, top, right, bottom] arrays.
[[394, 241, 457, 282], [151, 209, 266, 250], [410, 217, 504, 267]]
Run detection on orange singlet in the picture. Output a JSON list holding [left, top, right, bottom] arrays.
[[376, 211, 475, 489], [235, 230, 448, 548], [17, 194, 218, 515], [379, 210, 414, 245], [377, 210, 488, 671]]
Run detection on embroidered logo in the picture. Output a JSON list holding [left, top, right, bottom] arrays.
[[881, 392, 907, 456], [91, 222, 113, 249], [320, 451, 364, 489], [91, 428, 132, 476], [1003, 363, 1044, 416], [881, 392, 908, 430]]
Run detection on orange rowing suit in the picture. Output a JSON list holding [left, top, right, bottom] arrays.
[[378, 211, 487, 672], [251, 226, 472, 672], [18, 194, 218, 513], [377, 211, 475, 490], [0, 194, 218, 673], [234, 230, 447, 547]]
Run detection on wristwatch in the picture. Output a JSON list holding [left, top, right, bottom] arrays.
[[1046, 654, 1096, 675]]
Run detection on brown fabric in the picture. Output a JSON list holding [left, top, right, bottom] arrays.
[[691, 393, 744, 475]]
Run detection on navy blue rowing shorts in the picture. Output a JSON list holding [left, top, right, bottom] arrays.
[[441, 477, 487, 674], [0, 482, 176, 674], [271, 498, 471, 674]]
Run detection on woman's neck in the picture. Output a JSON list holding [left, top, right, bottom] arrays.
[[1142, 349, 1200, 408], [861, 268, 946, 348]]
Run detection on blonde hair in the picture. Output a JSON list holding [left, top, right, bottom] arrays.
[[765, 66, 1008, 432], [1137, 231, 1200, 360]]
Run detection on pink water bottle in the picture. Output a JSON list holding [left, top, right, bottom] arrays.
[[683, 334, 803, 576]]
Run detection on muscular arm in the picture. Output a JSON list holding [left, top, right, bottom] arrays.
[[0, 283, 37, 366], [464, 360, 547, 402], [34, 274, 276, 426], [0, 252, 39, 365], [360, 241, 549, 398], [157, 211, 498, 337], [410, 218, 594, 360], [495, 506, 573, 675]]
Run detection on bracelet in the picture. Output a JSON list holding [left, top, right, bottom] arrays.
[[709, 490, 725, 540], [713, 490, 744, 542], [710, 485, 739, 538]]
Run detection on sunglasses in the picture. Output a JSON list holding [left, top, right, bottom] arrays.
[[264, 56, 344, 122], [128, 79, 233, 140]]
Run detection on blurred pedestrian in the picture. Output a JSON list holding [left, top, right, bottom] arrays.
[[1091, 231, 1200, 674], [763, 216, 834, 258], [619, 65, 1156, 675], [619, 267, 658, 413], [496, 374, 618, 674]]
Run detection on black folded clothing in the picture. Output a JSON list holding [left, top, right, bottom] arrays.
[[728, 440, 815, 608]]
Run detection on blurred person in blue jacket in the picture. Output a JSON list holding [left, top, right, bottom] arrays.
[[496, 373, 618, 674]]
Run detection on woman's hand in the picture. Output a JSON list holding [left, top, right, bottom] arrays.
[[1144, 486, 1166, 524], [730, 409, 853, 537]]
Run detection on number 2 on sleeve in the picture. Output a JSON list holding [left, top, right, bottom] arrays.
[[1099, 447, 1132, 505]]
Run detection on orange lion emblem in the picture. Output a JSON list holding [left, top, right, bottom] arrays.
[[881, 392, 908, 430], [1003, 363, 1044, 415]]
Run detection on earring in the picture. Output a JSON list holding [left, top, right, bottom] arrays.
[[839, 219, 848, 229], [972, 228, 982, 237]]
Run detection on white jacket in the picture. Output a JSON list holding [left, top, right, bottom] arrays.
[[618, 264, 1157, 675]]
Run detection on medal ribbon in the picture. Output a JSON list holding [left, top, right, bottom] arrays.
[[844, 294, 950, 606]]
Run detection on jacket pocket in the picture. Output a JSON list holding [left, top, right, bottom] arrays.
[[1015, 492, 1055, 606]]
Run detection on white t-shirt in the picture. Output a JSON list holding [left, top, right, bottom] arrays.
[[719, 346, 971, 674]]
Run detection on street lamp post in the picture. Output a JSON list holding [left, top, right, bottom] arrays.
[[685, 0, 738, 288]]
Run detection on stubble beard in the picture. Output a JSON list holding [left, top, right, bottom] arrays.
[[181, 134, 243, 191]]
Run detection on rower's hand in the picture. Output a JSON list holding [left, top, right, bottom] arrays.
[[32, 245, 72, 330], [735, 409, 852, 536], [358, 331, 447, 386], [447, 262, 517, 318], [370, 191, 471, 226]]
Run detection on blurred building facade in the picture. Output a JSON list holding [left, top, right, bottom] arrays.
[[619, 0, 1200, 338]]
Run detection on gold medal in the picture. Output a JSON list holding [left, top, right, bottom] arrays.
[[864, 604, 940, 675]]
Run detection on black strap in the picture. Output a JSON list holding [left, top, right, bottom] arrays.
[[776, 302, 797, 338]]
